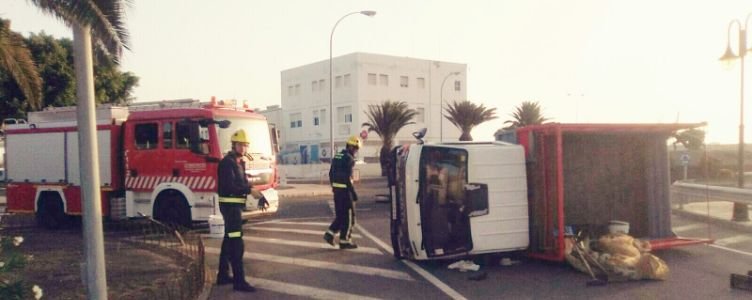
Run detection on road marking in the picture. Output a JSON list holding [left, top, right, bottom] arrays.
[[205, 247, 413, 281], [323, 194, 467, 299], [242, 236, 383, 255], [672, 223, 705, 233], [709, 244, 752, 257], [248, 277, 383, 300], [713, 235, 752, 246], [250, 226, 363, 238], [261, 220, 331, 227]]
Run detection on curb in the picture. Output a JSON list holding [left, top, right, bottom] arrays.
[[672, 209, 752, 233]]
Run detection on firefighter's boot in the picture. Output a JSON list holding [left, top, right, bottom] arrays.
[[323, 231, 335, 246], [234, 282, 256, 293], [340, 241, 358, 250]]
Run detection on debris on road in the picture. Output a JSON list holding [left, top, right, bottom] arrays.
[[448, 260, 480, 272]]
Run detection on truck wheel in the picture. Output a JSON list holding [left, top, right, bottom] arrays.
[[153, 191, 191, 229], [36, 193, 67, 230]]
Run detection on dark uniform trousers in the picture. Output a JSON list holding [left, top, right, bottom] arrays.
[[328, 186, 355, 243], [218, 201, 245, 285]]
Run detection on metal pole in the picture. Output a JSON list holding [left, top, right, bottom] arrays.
[[439, 72, 459, 143], [734, 28, 749, 221], [73, 24, 108, 299], [329, 11, 374, 159]]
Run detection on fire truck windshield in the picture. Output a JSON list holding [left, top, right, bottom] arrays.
[[217, 118, 273, 157]]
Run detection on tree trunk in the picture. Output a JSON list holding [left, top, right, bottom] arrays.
[[459, 131, 473, 141], [73, 24, 108, 299], [379, 142, 393, 177]]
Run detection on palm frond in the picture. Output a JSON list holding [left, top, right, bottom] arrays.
[[443, 100, 497, 141], [0, 19, 43, 109], [504, 100, 549, 129], [28, 0, 130, 62]]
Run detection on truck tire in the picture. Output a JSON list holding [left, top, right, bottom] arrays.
[[153, 190, 191, 229], [36, 193, 68, 230]]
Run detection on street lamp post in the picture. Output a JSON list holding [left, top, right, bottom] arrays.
[[719, 14, 751, 221], [439, 71, 461, 142], [329, 10, 376, 159]]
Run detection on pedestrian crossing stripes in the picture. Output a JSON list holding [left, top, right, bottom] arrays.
[[242, 236, 384, 255], [672, 223, 706, 233], [260, 220, 331, 226], [714, 235, 752, 246], [246, 277, 382, 300], [251, 226, 363, 239], [205, 247, 413, 281]]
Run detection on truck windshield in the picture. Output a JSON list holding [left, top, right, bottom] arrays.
[[217, 117, 273, 157]]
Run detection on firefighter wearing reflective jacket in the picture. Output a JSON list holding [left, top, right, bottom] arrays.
[[323, 136, 362, 250], [216, 129, 256, 293]]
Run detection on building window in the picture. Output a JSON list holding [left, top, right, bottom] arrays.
[[134, 123, 158, 150], [400, 76, 408, 88], [417, 77, 425, 89], [379, 74, 388, 86], [320, 109, 327, 125], [337, 106, 352, 123], [290, 113, 302, 128], [344, 74, 351, 87], [313, 110, 320, 126], [288, 86, 293, 96], [416, 107, 425, 123], [368, 73, 377, 85], [312, 80, 318, 92], [335, 75, 342, 88], [319, 79, 325, 91], [454, 80, 461, 91], [295, 84, 301, 95]]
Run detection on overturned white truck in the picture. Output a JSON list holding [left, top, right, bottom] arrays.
[[389, 123, 711, 261]]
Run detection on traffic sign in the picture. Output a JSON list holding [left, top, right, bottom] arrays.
[[680, 153, 690, 166]]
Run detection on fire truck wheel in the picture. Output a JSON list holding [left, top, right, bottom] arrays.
[[153, 191, 192, 229], [36, 193, 68, 230]]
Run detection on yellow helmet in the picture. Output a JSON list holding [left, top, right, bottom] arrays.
[[231, 129, 250, 144], [346, 135, 362, 149]]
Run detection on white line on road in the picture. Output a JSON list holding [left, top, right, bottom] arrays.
[[205, 247, 413, 281], [261, 220, 331, 227], [672, 223, 706, 233], [250, 226, 363, 238], [709, 244, 752, 257], [355, 223, 468, 300], [713, 235, 752, 246], [248, 276, 383, 300], [242, 236, 383, 255]]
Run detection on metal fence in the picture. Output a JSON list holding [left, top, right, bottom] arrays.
[[0, 214, 207, 300], [671, 182, 752, 207]]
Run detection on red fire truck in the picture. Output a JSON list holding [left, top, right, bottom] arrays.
[[4, 98, 279, 228]]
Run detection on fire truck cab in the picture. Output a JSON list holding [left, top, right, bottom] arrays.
[[4, 98, 279, 228]]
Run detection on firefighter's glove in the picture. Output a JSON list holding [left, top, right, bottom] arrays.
[[257, 196, 269, 212]]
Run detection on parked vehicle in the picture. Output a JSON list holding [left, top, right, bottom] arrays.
[[389, 123, 712, 261], [4, 98, 279, 229]]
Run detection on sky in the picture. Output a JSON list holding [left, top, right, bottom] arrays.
[[1, 0, 751, 144]]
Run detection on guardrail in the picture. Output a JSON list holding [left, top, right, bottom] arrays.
[[671, 182, 752, 206]]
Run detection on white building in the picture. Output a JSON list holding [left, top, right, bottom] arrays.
[[265, 52, 466, 164]]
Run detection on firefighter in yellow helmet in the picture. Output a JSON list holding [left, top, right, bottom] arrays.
[[323, 135, 362, 249], [216, 129, 256, 292]]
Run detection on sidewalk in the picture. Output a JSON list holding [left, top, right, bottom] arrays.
[[672, 201, 752, 233]]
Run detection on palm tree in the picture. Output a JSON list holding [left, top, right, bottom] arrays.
[[503, 100, 549, 129], [362, 100, 417, 176], [443, 100, 498, 141], [0, 18, 43, 109], [25, 1, 130, 298]]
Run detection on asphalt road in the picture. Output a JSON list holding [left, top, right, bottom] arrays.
[[205, 180, 752, 299]]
